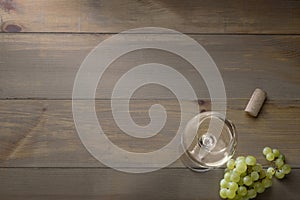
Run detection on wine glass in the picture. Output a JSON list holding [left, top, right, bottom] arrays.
[[181, 111, 237, 172]]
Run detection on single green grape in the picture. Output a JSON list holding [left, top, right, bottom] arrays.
[[237, 186, 247, 196], [233, 168, 242, 175], [251, 171, 259, 181], [241, 196, 250, 200], [245, 156, 256, 166], [282, 164, 291, 175], [275, 158, 284, 168], [228, 182, 239, 191], [259, 169, 266, 179], [275, 170, 285, 179], [235, 159, 246, 165], [252, 164, 262, 172], [224, 172, 231, 182], [232, 194, 242, 200], [267, 167, 275, 175], [253, 182, 265, 194], [227, 159, 236, 170], [272, 149, 280, 158], [230, 172, 241, 182], [224, 168, 230, 173], [220, 179, 229, 188], [263, 147, 272, 156], [247, 189, 257, 199], [226, 188, 236, 199], [278, 154, 285, 162], [236, 156, 246, 162], [257, 186, 265, 194], [236, 161, 247, 173], [236, 162, 247, 173], [243, 176, 252, 186], [262, 178, 272, 188], [219, 188, 227, 199], [266, 153, 275, 161]]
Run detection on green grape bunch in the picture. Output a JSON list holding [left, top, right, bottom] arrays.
[[219, 147, 291, 200]]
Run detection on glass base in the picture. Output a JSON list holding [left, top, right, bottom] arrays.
[[180, 150, 213, 172], [180, 111, 237, 172]]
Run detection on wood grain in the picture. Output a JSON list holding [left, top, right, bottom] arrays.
[[0, 168, 299, 200], [0, 99, 299, 168], [0, 34, 299, 99], [0, 0, 299, 34]]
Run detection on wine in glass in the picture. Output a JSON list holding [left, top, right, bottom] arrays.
[[181, 111, 237, 172]]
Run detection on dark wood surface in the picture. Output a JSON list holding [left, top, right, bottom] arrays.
[[0, 168, 299, 200], [0, 0, 300, 199], [0, 34, 299, 99], [1, 99, 300, 168], [0, 0, 300, 34]]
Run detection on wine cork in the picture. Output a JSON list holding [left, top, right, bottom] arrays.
[[245, 88, 267, 117]]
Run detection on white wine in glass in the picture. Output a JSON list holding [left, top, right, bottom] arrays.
[[181, 111, 237, 172]]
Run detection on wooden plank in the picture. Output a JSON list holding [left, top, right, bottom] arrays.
[[0, 99, 299, 168], [0, 0, 299, 34], [0, 34, 299, 99], [0, 168, 299, 200]]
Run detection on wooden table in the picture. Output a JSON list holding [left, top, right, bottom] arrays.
[[0, 0, 300, 199]]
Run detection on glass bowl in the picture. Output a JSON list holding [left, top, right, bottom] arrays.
[[181, 111, 237, 172]]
